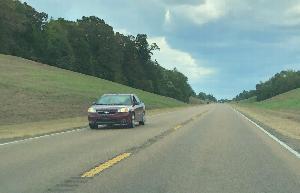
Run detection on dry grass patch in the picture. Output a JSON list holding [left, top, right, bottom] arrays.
[[0, 116, 87, 140]]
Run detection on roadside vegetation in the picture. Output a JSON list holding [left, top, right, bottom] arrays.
[[188, 97, 206, 105], [233, 88, 300, 141], [0, 0, 194, 102], [238, 88, 300, 111], [0, 0, 217, 111], [194, 92, 217, 103], [0, 54, 186, 127], [233, 70, 300, 102], [232, 70, 300, 142], [0, 54, 195, 140], [233, 70, 300, 114], [0, 0, 215, 140]]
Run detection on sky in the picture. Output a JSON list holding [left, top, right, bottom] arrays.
[[23, 0, 300, 99]]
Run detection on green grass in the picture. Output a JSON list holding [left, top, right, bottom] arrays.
[[239, 96, 257, 103], [258, 88, 300, 110], [0, 54, 186, 126], [236, 88, 300, 111]]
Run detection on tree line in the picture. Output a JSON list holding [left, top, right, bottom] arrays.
[[233, 70, 300, 101], [0, 0, 196, 102], [195, 92, 217, 102]]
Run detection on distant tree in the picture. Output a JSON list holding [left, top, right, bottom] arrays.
[[196, 92, 217, 102], [233, 90, 256, 101], [256, 70, 300, 101], [218, 99, 231, 103], [234, 70, 300, 101], [197, 92, 208, 100]]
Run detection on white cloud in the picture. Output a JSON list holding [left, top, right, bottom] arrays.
[[283, 4, 300, 26], [149, 36, 215, 82], [242, 2, 300, 27], [171, 0, 229, 25], [164, 9, 171, 23], [162, 0, 300, 27], [231, 1, 300, 27]]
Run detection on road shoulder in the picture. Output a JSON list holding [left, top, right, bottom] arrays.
[[0, 105, 201, 144], [232, 105, 300, 154]]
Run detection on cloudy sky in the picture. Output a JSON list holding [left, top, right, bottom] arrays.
[[24, 0, 300, 99]]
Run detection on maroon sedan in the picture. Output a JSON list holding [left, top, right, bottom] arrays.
[[88, 94, 146, 129]]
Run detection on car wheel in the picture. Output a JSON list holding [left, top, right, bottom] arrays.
[[128, 113, 135, 128], [89, 123, 98, 129], [139, 112, 146, 125]]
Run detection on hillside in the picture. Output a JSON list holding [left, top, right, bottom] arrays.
[[258, 88, 300, 110], [239, 96, 257, 103], [0, 0, 194, 102], [0, 54, 186, 126], [234, 70, 300, 102], [238, 88, 300, 111]]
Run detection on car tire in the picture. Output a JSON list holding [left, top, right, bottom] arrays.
[[139, 112, 146, 125], [128, 113, 135, 128], [89, 123, 98, 129]]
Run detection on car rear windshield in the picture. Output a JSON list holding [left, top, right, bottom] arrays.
[[96, 95, 132, 105]]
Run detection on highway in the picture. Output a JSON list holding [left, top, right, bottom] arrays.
[[0, 104, 299, 193]]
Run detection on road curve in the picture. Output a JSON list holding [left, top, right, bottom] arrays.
[[0, 104, 299, 193]]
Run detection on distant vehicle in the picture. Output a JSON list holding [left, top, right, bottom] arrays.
[[88, 94, 146, 129]]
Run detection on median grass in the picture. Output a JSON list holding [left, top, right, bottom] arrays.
[[0, 54, 186, 130]]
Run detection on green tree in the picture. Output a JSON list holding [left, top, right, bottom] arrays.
[[0, 0, 197, 102]]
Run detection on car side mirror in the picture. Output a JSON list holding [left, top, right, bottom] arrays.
[[133, 101, 139, 106], [92, 101, 96, 105]]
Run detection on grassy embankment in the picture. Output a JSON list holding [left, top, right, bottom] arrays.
[[233, 88, 300, 140], [0, 54, 188, 139]]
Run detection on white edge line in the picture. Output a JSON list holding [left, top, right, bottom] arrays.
[[232, 107, 300, 159], [0, 113, 164, 147], [0, 127, 87, 146]]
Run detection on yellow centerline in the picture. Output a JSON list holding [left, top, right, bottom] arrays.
[[81, 113, 204, 178], [81, 153, 131, 178]]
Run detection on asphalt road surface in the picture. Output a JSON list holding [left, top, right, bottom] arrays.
[[0, 104, 299, 193]]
